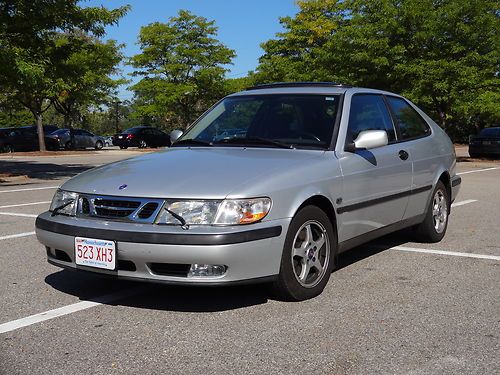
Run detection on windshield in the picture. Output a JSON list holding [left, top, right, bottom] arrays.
[[52, 129, 69, 135], [479, 128, 500, 137], [123, 127, 141, 134], [179, 94, 340, 149]]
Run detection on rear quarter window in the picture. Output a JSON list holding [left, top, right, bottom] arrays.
[[386, 96, 431, 140]]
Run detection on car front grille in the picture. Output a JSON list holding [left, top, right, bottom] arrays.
[[77, 195, 164, 223]]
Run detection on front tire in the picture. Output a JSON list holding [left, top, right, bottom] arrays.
[[139, 139, 148, 148], [272, 206, 336, 301], [413, 181, 449, 243]]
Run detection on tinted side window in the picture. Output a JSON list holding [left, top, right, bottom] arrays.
[[348, 94, 396, 142], [386, 97, 430, 139]]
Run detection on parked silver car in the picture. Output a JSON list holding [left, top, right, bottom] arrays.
[[47, 128, 105, 150], [35, 83, 461, 301]]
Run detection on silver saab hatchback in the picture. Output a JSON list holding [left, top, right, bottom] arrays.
[[35, 82, 461, 301]]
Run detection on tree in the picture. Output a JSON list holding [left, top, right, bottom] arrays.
[[129, 10, 235, 131], [254, 0, 499, 140], [0, 0, 128, 150], [51, 33, 125, 129]]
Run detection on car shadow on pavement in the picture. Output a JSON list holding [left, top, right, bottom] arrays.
[[44, 230, 415, 312], [0, 160, 94, 181], [45, 270, 269, 312], [336, 229, 414, 270]]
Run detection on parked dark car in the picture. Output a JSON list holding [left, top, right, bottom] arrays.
[[0, 127, 15, 153], [46, 128, 105, 150], [0, 125, 59, 152], [469, 127, 500, 158], [112, 126, 170, 149]]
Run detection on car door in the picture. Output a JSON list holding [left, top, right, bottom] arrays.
[[385, 96, 434, 220], [73, 129, 86, 148], [81, 130, 95, 148], [337, 93, 413, 242]]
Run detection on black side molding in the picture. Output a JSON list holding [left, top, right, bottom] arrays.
[[36, 217, 282, 246], [337, 185, 433, 214], [451, 176, 461, 187]]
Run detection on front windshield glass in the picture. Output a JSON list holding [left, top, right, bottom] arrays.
[[479, 128, 500, 137], [179, 94, 340, 149]]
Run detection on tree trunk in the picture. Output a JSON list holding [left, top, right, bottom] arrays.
[[35, 112, 46, 152]]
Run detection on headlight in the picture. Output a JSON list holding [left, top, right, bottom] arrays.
[[214, 198, 271, 225], [157, 200, 220, 225], [155, 198, 271, 225], [49, 190, 78, 216]]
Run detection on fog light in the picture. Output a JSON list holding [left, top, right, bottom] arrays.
[[188, 264, 227, 277]]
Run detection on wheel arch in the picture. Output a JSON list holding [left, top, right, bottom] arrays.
[[293, 194, 338, 235], [437, 170, 452, 210]]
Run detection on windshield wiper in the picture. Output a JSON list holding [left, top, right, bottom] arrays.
[[172, 139, 213, 147], [51, 200, 75, 217], [164, 208, 190, 230], [215, 137, 294, 149]]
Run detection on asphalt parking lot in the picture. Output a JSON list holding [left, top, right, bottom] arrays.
[[0, 148, 499, 374]]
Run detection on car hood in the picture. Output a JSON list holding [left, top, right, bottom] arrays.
[[61, 147, 325, 199]]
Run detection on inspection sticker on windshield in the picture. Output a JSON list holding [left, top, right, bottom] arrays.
[[75, 237, 116, 270]]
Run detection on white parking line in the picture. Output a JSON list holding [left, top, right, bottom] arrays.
[[457, 167, 499, 175], [0, 212, 38, 218], [0, 288, 140, 334], [392, 246, 500, 261], [0, 186, 59, 194], [0, 201, 50, 209], [451, 199, 478, 208], [0, 231, 36, 241]]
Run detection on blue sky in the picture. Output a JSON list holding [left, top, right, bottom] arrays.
[[85, 0, 299, 100]]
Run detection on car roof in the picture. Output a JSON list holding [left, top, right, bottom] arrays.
[[229, 82, 399, 97]]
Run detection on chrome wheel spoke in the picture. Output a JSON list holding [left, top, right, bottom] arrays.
[[293, 245, 305, 258], [299, 259, 311, 281], [313, 234, 326, 251], [311, 257, 323, 274]]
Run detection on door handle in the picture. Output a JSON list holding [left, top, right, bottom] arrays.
[[399, 150, 409, 160]]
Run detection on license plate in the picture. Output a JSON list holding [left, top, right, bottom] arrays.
[[75, 237, 116, 270], [483, 141, 491, 145]]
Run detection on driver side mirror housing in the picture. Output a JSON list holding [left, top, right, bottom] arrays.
[[170, 129, 183, 144], [345, 130, 388, 152]]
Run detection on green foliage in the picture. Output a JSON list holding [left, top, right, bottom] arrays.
[[0, 0, 129, 149], [129, 10, 235, 131], [254, 0, 500, 140], [51, 33, 126, 127]]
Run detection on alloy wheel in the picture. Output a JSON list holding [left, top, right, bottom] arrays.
[[432, 189, 448, 233], [291, 220, 330, 288]]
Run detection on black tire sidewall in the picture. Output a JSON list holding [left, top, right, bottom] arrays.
[[95, 141, 103, 150], [273, 205, 337, 301]]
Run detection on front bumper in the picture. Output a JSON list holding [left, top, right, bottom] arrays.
[[35, 211, 289, 285]]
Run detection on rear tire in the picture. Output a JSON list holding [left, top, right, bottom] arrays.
[[3, 144, 14, 153], [139, 139, 148, 148], [95, 141, 103, 150], [413, 181, 449, 243], [271, 205, 336, 301]]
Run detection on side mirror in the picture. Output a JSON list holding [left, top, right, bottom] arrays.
[[170, 129, 183, 144], [345, 130, 388, 152]]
